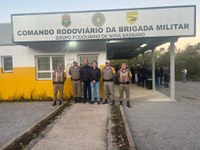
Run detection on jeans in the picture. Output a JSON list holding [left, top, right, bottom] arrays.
[[91, 81, 100, 101], [156, 77, 161, 88]]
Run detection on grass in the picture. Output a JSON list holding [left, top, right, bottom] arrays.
[[110, 105, 129, 150]]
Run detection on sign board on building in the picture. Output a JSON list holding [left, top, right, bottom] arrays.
[[11, 5, 196, 42]]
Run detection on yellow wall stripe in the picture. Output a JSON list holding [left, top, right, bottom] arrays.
[[0, 65, 107, 100]]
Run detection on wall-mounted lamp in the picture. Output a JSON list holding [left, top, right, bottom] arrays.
[[140, 44, 147, 48]]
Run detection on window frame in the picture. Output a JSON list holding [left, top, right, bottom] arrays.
[[1, 56, 13, 73], [35, 55, 65, 80], [78, 54, 99, 66]]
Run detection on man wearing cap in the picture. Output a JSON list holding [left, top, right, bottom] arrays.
[[102, 60, 116, 105], [69, 61, 81, 103], [52, 64, 66, 106], [80, 59, 92, 103], [118, 63, 132, 108]]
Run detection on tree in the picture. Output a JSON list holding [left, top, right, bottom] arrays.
[[111, 42, 200, 81]]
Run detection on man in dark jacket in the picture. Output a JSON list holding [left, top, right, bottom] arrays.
[[164, 67, 170, 88], [141, 64, 148, 88], [90, 61, 101, 104], [130, 64, 135, 84], [80, 59, 91, 103], [155, 67, 162, 88]]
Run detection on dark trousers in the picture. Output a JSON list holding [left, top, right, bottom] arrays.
[[142, 77, 147, 88], [131, 73, 135, 84], [83, 81, 91, 101]]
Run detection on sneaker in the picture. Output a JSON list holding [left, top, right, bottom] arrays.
[[90, 101, 94, 104], [97, 101, 100, 105]]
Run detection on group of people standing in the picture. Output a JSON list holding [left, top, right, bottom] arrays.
[[52, 59, 132, 108], [70, 59, 101, 104], [129, 64, 170, 88], [155, 66, 170, 88], [129, 64, 151, 87]]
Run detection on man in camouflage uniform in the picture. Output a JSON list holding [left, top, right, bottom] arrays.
[[69, 61, 81, 103], [118, 63, 132, 108], [102, 60, 115, 106], [52, 64, 66, 106]]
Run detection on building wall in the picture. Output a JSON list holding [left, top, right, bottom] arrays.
[[0, 44, 107, 100]]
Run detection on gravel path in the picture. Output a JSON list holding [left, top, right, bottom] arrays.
[[158, 81, 200, 102], [124, 81, 200, 150], [0, 102, 57, 148]]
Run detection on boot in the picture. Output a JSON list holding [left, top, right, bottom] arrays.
[[83, 99, 87, 104], [102, 99, 108, 104], [78, 97, 82, 103], [52, 100, 56, 106], [74, 97, 78, 103], [90, 101, 94, 104], [120, 101, 123, 105], [59, 100, 62, 105], [111, 100, 115, 106], [127, 101, 131, 108]]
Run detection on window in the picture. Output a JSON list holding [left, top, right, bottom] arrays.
[[79, 55, 98, 66], [36, 56, 65, 80], [1, 56, 13, 72]]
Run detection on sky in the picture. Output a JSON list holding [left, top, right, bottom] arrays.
[[0, 0, 199, 50]]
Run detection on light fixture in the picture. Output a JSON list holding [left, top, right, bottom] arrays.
[[108, 40, 122, 43], [140, 44, 147, 48], [145, 50, 152, 53], [69, 41, 77, 47]]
